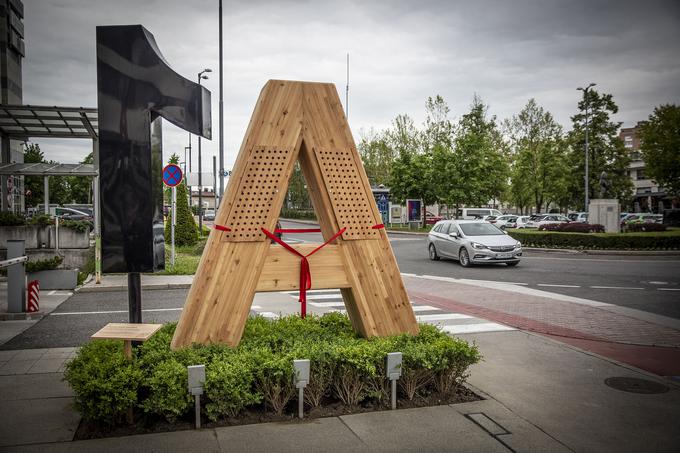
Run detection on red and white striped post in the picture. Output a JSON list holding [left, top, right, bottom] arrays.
[[27, 280, 40, 313]]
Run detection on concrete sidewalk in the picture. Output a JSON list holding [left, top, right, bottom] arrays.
[[1, 273, 680, 451]]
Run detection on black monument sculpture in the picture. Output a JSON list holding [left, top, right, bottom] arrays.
[[96, 25, 211, 322]]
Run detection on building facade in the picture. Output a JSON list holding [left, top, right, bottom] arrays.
[[619, 121, 674, 213], [0, 0, 24, 213]]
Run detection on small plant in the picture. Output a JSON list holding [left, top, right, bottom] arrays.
[[30, 214, 52, 227], [26, 255, 63, 273], [0, 211, 26, 226], [624, 223, 666, 232], [205, 353, 261, 420]]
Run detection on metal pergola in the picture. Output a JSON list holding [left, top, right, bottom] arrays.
[[0, 104, 101, 282]]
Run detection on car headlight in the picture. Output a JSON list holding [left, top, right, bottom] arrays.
[[514, 241, 522, 249], [471, 242, 487, 250]]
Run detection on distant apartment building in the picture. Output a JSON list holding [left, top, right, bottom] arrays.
[[619, 121, 672, 213]]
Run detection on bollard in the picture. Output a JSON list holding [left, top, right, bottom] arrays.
[[27, 280, 40, 313], [293, 359, 310, 419], [188, 365, 206, 429], [7, 240, 26, 313], [386, 352, 403, 410]]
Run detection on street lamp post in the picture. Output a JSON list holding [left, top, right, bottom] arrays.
[[197, 68, 212, 235], [577, 83, 596, 212]]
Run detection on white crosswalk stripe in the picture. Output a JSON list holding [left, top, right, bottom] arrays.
[[246, 289, 516, 336]]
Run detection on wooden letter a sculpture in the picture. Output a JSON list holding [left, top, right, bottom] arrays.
[[171, 80, 419, 349]]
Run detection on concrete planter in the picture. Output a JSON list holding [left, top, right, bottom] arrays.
[[27, 269, 79, 290], [0, 225, 41, 249], [0, 224, 90, 250]]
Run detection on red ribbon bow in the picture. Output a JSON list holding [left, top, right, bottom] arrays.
[[261, 226, 346, 318]]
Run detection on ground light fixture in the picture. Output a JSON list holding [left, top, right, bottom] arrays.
[[293, 359, 311, 419], [188, 364, 206, 429], [386, 352, 403, 410]]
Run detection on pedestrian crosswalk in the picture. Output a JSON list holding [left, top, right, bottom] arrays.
[[249, 289, 515, 336]]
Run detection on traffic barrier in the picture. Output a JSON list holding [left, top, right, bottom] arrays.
[[27, 280, 40, 313]]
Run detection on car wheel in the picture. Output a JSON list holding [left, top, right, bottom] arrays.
[[428, 243, 440, 261], [506, 261, 519, 267], [459, 248, 471, 267]]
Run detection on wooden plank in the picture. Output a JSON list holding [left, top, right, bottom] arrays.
[[91, 323, 162, 341], [256, 244, 350, 292]]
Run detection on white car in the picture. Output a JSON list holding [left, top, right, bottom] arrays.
[[427, 220, 522, 267], [534, 214, 570, 228], [515, 216, 532, 229], [494, 215, 518, 229]]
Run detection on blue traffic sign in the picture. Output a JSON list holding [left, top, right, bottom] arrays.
[[163, 164, 183, 187]]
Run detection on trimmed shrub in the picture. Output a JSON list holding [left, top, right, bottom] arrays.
[[64, 340, 143, 425], [26, 255, 63, 272], [508, 229, 680, 250], [624, 223, 667, 232], [60, 219, 91, 232], [538, 223, 604, 233], [65, 315, 481, 425], [280, 208, 317, 220], [30, 214, 52, 227]]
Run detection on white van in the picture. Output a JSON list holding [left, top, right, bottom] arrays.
[[456, 208, 503, 220]]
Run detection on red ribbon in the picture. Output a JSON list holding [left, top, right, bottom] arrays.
[[215, 224, 231, 232], [261, 226, 346, 318], [371, 224, 385, 229], [275, 228, 322, 233]]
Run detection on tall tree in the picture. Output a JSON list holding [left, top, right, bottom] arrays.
[[357, 128, 395, 186], [388, 150, 436, 227], [504, 99, 568, 213], [639, 104, 680, 197], [66, 152, 94, 204], [567, 89, 633, 209], [451, 95, 508, 209]]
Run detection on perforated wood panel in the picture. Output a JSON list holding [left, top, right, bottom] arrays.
[[315, 147, 379, 240], [221, 146, 293, 242]]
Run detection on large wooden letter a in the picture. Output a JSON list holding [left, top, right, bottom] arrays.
[[171, 80, 419, 349]]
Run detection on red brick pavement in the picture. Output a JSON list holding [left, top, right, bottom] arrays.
[[403, 276, 680, 348]]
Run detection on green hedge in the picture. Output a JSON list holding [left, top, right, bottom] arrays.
[[280, 208, 317, 220], [65, 314, 480, 425], [508, 229, 680, 250]]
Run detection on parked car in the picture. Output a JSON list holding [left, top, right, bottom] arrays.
[[494, 215, 518, 229], [203, 209, 216, 221], [456, 208, 503, 220], [427, 220, 521, 267], [534, 214, 570, 228], [425, 212, 443, 225], [567, 212, 588, 223], [482, 215, 498, 223], [524, 214, 546, 228], [623, 213, 662, 226], [515, 216, 531, 229]]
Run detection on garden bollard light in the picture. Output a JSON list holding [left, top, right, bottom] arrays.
[[188, 365, 206, 429], [293, 359, 310, 419], [386, 352, 403, 410]]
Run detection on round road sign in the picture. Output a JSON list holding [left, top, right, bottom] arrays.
[[163, 164, 183, 187]]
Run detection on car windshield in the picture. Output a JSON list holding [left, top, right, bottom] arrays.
[[459, 223, 503, 236]]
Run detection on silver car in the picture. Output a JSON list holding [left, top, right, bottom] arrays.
[[427, 220, 522, 267]]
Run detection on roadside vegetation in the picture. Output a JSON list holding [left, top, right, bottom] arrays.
[[65, 314, 481, 434], [507, 228, 680, 250]]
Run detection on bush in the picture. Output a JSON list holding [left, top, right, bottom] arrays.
[[26, 255, 63, 272], [0, 211, 26, 226], [165, 181, 198, 247], [624, 223, 667, 232], [538, 223, 604, 233], [508, 229, 680, 250], [280, 208, 317, 220], [64, 340, 143, 425], [65, 314, 481, 425], [60, 219, 91, 233], [30, 214, 52, 227]]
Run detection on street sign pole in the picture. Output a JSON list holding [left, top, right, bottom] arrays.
[[171, 185, 177, 267]]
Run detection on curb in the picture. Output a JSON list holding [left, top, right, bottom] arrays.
[[78, 283, 192, 293], [0, 311, 44, 321]]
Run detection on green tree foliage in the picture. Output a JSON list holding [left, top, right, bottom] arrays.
[[285, 162, 312, 210], [639, 104, 680, 196], [164, 154, 198, 247], [451, 95, 508, 208], [357, 128, 395, 186], [504, 99, 568, 213], [23, 144, 93, 207], [567, 89, 633, 208]]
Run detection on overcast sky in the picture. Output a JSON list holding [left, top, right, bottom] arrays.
[[22, 0, 680, 180]]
